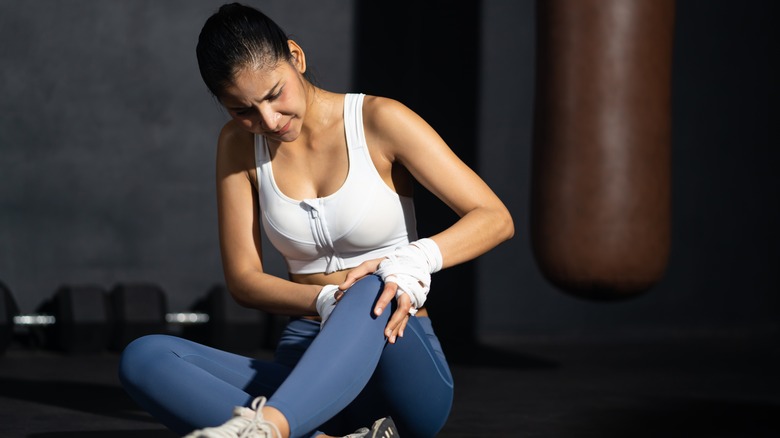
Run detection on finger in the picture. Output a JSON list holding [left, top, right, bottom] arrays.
[[395, 295, 412, 339], [339, 261, 377, 290], [334, 290, 345, 301], [385, 309, 410, 343], [395, 291, 412, 309], [397, 313, 410, 338], [384, 294, 412, 340], [339, 268, 367, 291], [341, 258, 387, 291], [374, 282, 398, 316]]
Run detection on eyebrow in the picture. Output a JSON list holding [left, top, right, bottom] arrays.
[[225, 81, 282, 111]]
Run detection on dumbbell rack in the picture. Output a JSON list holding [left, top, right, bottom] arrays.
[[1, 280, 283, 356], [13, 312, 209, 326]]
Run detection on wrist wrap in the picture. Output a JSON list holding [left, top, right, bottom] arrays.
[[315, 284, 340, 328], [374, 238, 442, 315]]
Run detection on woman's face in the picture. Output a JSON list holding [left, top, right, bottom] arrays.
[[219, 55, 307, 142]]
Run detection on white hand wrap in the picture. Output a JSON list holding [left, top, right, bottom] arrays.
[[315, 284, 340, 328], [374, 238, 443, 315]]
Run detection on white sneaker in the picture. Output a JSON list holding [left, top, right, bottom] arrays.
[[344, 416, 398, 438], [183, 396, 281, 438]]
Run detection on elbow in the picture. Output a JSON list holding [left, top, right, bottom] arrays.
[[224, 280, 250, 308], [496, 207, 515, 243], [223, 271, 258, 308], [229, 290, 255, 309], [506, 218, 516, 242]]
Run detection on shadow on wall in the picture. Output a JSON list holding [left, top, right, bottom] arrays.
[[352, 2, 481, 347]]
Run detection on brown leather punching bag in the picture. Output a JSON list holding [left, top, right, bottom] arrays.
[[531, 0, 675, 299]]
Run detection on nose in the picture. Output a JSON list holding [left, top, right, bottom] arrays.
[[259, 105, 282, 131]]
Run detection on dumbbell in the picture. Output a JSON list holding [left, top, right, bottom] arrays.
[[180, 284, 282, 353], [2, 282, 113, 354], [3, 282, 206, 354], [110, 283, 286, 353], [2, 281, 273, 355], [35, 284, 114, 354]]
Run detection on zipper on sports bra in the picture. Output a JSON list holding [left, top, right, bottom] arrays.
[[304, 199, 343, 273]]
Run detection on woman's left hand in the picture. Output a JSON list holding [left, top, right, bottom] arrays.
[[339, 258, 413, 343]]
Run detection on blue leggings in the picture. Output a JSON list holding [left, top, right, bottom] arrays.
[[118, 275, 454, 438]]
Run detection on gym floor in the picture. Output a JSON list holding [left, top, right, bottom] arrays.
[[1, 328, 778, 438]]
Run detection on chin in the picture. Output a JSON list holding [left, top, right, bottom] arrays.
[[275, 129, 299, 142]]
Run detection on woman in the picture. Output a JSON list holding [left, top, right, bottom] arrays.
[[119, 3, 514, 438]]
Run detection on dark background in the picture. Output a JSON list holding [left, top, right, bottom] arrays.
[[1, 0, 776, 348]]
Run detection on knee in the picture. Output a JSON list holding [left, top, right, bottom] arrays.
[[118, 334, 175, 386], [324, 275, 388, 327], [341, 275, 384, 307], [352, 274, 382, 290]]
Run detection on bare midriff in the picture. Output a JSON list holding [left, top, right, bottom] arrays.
[[290, 268, 428, 320]]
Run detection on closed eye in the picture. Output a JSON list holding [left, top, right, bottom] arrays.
[[233, 107, 254, 116], [268, 91, 281, 101]]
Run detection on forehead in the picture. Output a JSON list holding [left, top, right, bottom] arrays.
[[219, 62, 289, 105]]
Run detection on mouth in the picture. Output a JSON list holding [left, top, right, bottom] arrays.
[[272, 119, 292, 136]]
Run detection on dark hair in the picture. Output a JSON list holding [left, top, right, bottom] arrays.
[[196, 3, 293, 97]]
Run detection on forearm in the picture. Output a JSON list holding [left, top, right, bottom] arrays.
[[430, 205, 514, 269], [224, 269, 322, 316]]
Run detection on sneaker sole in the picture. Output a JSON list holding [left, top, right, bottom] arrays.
[[370, 416, 399, 438]]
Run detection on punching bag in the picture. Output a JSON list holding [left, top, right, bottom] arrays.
[[531, 0, 675, 299]]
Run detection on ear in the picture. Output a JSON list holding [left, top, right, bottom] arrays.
[[287, 40, 307, 74]]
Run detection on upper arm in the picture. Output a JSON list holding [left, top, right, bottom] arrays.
[[215, 121, 264, 285], [363, 97, 506, 218]]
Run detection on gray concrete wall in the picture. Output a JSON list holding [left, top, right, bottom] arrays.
[[1, 0, 776, 340], [0, 0, 353, 313]]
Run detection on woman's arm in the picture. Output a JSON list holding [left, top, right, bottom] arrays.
[[364, 96, 515, 269], [216, 121, 321, 316], [344, 96, 514, 341]]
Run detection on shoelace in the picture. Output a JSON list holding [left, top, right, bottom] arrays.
[[237, 397, 282, 438], [192, 413, 252, 438]]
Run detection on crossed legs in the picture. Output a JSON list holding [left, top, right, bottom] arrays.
[[119, 276, 453, 437]]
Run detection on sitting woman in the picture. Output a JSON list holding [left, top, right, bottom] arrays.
[[118, 3, 514, 438]]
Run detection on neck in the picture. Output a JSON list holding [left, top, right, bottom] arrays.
[[300, 86, 340, 140]]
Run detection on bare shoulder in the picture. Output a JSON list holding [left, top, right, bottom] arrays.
[[218, 120, 254, 150], [361, 95, 418, 130], [361, 95, 437, 155], [361, 94, 446, 162], [216, 120, 256, 176]]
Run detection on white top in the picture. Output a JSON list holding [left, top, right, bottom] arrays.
[[254, 93, 418, 274]]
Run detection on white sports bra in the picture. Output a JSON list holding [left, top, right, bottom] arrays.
[[254, 93, 418, 274]]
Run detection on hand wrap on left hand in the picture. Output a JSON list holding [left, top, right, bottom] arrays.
[[315, 284, 340, 328], [374, 238, 443, 315]]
